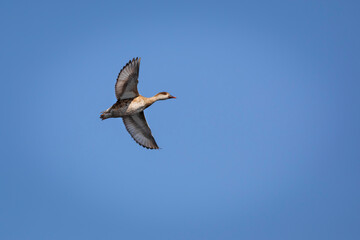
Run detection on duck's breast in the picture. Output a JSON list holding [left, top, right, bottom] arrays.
[[126, 98, 147, 115]]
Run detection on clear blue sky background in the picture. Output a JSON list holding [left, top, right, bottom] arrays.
[[1, 0, 359, 239]]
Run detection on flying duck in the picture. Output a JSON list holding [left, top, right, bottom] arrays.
[[100, 57, 175, 149]]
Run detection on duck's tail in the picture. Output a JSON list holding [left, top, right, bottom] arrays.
[[100, 111, 110, 120]]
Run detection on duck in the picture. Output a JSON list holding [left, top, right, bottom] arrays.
[[100, 57, 175, 149]]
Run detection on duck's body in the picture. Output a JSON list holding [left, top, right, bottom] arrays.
[[100, 58, 175, 149], [101, 96, 150, 119]]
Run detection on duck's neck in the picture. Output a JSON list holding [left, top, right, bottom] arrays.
[[146, 95, 162, 106]]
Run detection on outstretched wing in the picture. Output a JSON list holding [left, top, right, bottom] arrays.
[[122, 111, 159, 149], [115, 57, 140, 100]]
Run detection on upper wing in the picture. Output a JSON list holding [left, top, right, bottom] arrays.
[[122, 111, 159, 149], [115, 57, 140, 100]]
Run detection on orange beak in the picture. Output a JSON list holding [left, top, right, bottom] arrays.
[[169, 95, 176, 99]]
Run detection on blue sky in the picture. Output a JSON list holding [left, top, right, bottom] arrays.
[[1, 0, 360, 239]]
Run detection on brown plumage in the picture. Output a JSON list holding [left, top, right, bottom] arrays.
[[100, 58, 176, 149]]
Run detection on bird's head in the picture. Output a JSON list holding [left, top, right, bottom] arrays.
[[154, 92, 176, 100]]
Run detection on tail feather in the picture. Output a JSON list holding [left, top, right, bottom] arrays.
[[100, 112, 108, 120]]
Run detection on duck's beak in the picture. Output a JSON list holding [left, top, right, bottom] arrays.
[[169, 95, 176, 99]]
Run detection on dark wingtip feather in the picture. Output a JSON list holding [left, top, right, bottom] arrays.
[[130, 136, 160, 150], [129, 134, 159, 150]]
